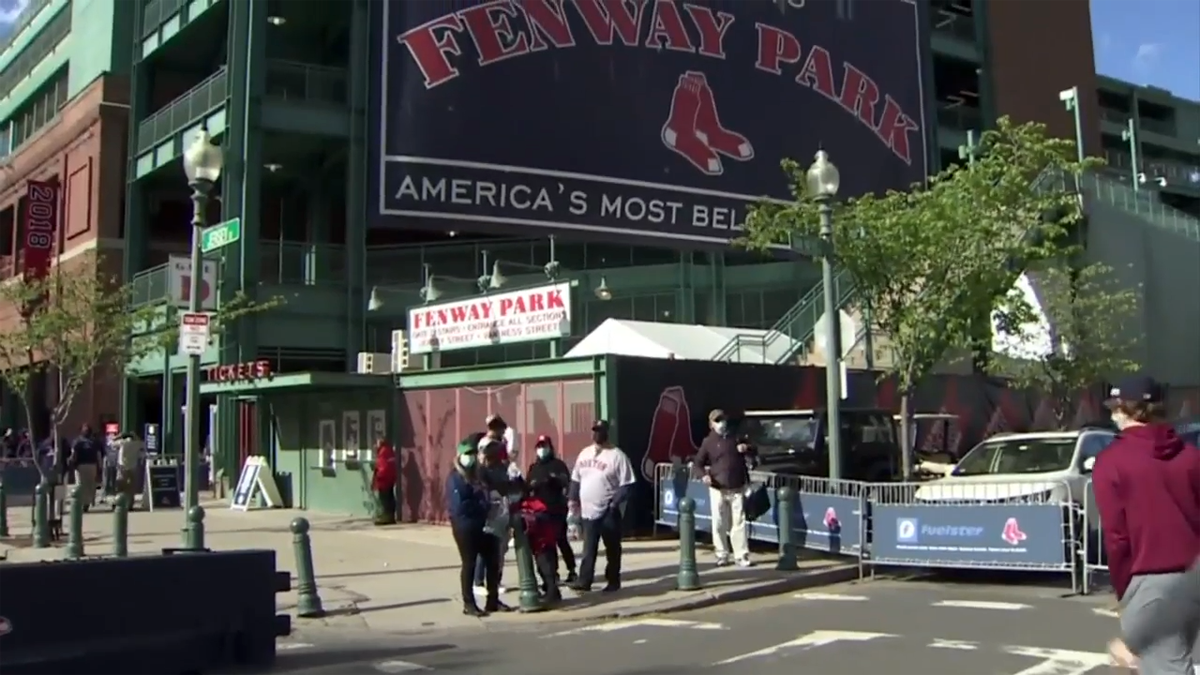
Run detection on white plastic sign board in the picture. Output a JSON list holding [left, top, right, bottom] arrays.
[[229, 457, 283, 511], [406, 281, 571, 354], [167, 256, 219, 310], [178, 312, 211, 356]]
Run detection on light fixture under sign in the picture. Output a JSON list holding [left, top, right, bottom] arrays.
[[267, 16, 286, 26], [264, 163, 283, 173]]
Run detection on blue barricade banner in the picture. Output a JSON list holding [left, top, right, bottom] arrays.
[[658, 475, 712, 532], [748, 490, 863, 555], [871, 504, 1067, 567]]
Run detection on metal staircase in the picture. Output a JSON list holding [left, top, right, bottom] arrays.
[[1083, 172, 1200, 242], [711, 267, 857, 364]]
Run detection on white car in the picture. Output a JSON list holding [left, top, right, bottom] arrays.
[[913, 429, 1118, 504]]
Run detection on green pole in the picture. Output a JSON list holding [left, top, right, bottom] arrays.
[[66, 485, 86, 559], [676, 497, 701, 591], [33, 482, 50, 548], [511, 514, 544, 612], [957, 129, 979, 167], [291, 517, 326, 618], [775, 486, 798, 571], [113, 493, 130, 557], [185, 505, 206, 550], [0, 481, 9, 538]]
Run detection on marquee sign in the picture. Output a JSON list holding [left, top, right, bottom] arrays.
[[407, 282, 572, 354]]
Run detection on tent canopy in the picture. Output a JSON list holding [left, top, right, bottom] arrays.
[[564, 319, 801, 363]]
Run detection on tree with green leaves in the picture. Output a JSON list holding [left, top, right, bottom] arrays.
[[989, 262, 1140, 428], [0, 261, 276, 468], [740, 117, 1097, 476]]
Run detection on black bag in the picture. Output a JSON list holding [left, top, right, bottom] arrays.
[[742, 483, 771, 521]]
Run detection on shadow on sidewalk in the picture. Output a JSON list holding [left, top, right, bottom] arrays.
[[549, 564, 801, 613], [316, 564, 460, 581], [350, 597, 454, 615], [270, 643, 458, 671]]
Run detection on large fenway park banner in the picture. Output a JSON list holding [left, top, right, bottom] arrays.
[[370, 0, 929, 246], [407, 281, 572, 354]]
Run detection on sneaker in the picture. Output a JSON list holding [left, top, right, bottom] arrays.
[[715, 557, 732, 567], [462, 605, 488, 617], [473, 585, 487, 596], [565, 571, 578, 584], [736, 558, 754, 568], [484, 600, 513, 613], [601, 583, 621, 593]]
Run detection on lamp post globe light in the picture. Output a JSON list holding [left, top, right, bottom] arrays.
[[807, 150, 844, 479], [180, 130, 223, 536]]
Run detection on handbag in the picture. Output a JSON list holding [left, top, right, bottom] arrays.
[[483, 492, 511, 536], [742, 482, 771, 521]]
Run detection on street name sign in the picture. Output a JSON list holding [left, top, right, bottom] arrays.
[[200, 218, 241, 253]]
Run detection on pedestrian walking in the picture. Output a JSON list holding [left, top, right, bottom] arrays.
[[373, 435, 397, 525], [569, 420, 635, 593], [692, 409, 757, 567], [69, 424, 101, 510], [1109, 554, 1200, 669], [1093, 375, 1200, 675], [114, 432, 143, 507]]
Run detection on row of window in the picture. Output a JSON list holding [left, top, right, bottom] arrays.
[[1, 68, 70, 157], [0, 2, 71, 102]]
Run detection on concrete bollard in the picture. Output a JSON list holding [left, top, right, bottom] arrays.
[[511, 514, 544, 613], [112, 493, 130, 557], [185, 505, 206, 550], [775, 486, 799, 571], [291, 518, 326, 618], [33, 482, 50, 548], [676, 497, 701, 591], [0, 481, 9, 538], [66, 485, 86, 559]]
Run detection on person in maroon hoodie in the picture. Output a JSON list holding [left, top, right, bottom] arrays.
[[1093, 374, 1200, 675]]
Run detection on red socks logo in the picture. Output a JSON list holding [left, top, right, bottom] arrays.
[[823, 507, 840, 531], [661, 71, 754, 176], [642, 386, 699, 481], [1001, 517, 1027, 546]]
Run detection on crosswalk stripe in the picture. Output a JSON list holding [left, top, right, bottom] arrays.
[[929, 638, 979, 651], [713, 630, 896, 665], [794, 592, 870, 602], [277, 643, 314, 651], [547, 618, 726, 637], [932, 600, 1031, 611], [373, 660, 431, 672]]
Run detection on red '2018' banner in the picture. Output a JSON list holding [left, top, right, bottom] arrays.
[[21, 180, 59, 283]]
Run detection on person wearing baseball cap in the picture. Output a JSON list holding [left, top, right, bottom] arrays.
[[692, 409, 756, 567], [1093, 374, 1200, 674], [568, 420, 635, 592]]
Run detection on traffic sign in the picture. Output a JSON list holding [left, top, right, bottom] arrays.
[[179, 312, 212, 356], [200, 218, 241, 253]]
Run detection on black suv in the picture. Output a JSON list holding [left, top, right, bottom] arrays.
[[740, 408, 909, 482]]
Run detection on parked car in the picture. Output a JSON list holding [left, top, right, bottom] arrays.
[[912, 428, 1118, 504]]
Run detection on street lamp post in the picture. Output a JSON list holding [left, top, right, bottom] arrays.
[[1058, 87, 1086, 165], [181, 131, 224, 534], [1121, 119, 1140, 189], [806, 150, 842, 480]]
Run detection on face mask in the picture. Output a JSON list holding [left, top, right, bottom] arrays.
[[536, 447, 551, 460], [458, 454, 476, 469], [712, 421, 727, 435], [592, 430, 609, 445]]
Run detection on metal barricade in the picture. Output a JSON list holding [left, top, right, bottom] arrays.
[[1079, 478, 1107, 594], [864, 479, 1081, 590], [654, 463, 868, 561]]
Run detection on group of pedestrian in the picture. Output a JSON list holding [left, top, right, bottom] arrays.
[[445, 415, 637, 616], [1091, 375, 1200, 674]]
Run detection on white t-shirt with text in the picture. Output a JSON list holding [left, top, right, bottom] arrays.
[[572, 445, 636, 520]]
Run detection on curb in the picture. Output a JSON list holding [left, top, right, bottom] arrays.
[[601, 563, 861, 620]]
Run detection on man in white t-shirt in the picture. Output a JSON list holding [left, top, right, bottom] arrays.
[[568, 420, 635, 592]]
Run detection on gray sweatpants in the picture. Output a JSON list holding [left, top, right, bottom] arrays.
[[1120, 572, 1200, 675]]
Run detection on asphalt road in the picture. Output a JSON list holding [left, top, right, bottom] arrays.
[[267, 578, 1199, 675]]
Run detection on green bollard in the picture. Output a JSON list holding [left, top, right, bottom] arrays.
[[775, 486, 798, 571], [291, 518, 326, 618], [112, 493, 130, 557], [33, 482, 50, 548], [66, 485, 86, 559], [185, 506, 206, 550], [511, 514, 544, 613], [0, 481, 9, 538], [676, 497, 701, 591]]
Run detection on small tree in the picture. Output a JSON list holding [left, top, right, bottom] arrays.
[[989, 262, 1140, 428], [740, 117, 1095, 475], [0, 262, 278, 466]]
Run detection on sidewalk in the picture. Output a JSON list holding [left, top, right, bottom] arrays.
[[0, 504, 858, 634]]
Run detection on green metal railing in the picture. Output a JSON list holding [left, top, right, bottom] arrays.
[[1084, 172, 1200, 241], [136, 67, 229, 153], [264, 61, 349, 105], [711, 267, 855, 364]]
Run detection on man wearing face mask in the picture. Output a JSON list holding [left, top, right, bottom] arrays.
[[569, 420, 635, 592], [693, 409, 756, 567], [527, 435, 573, 599], [1093, 375, 1200, 675]]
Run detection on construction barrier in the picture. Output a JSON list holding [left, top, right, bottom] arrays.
[[1079, 479, 1107, 594], [654, 464, 1084, 591]]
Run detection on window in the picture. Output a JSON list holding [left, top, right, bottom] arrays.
[[1077, 433, 1116, 470], [3, 68, 69, 153], [0, 5, 72, 98], [953, 437, 1077, 475]]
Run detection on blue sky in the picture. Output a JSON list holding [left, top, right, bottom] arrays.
[[1091, 0, 1200, 101], [0, 0, 32, 42]]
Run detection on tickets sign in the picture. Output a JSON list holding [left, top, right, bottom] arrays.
[[407, 282, 572, 354]]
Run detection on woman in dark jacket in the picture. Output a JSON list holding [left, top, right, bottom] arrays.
[[446, 434, 509, 616], [527, 435, 577, 583]]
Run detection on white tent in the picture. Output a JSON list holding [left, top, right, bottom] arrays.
[[564, 319, 802, 364]]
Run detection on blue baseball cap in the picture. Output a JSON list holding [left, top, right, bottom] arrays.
[[1105, 374, 1165, 407]]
